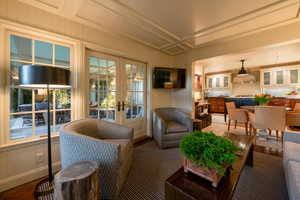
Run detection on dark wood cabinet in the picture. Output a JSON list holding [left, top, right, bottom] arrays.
[[207, 97, 225, 113], [268, 97, 300, 108]]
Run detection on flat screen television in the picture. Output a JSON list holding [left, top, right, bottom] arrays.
[[153, 67, 186, 88]]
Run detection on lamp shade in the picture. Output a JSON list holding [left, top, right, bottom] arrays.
[[19, 65, 71, 88]]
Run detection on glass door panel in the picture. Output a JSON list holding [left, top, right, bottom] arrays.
[[124, 63, 145, 120], [88, 54, 118, 123]]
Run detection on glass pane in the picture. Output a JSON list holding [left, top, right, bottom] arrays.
[[216, 78, 220, 87], [107, 60, 116, 91], [35, 111, 54, 136], [55, 110, 71, 131], [208, 78, 212, 88], [98, 59, 107, 75], [137, 65, 145, 78], [55, 89, 71, 109], [89, 89, 98, 107], [10, 35, 32, 61], [276, 71, 283, 84], [34, 89, 53, 111], [10, 61, 28, 85], [264, 72, 270, 85], [89, 57, 99, 73], [101, 92, 116, 109], [224, 77, 229, 87], [10, 114, 33, 140], [89, 109, 98, 119], [131, 78, 144, 91], [290, 69, 298, 84], [132, 105, 144, 118], [99, 110, 107, 120], [35, 40, 53, 64], [55, 45, 70, 66], [126, 105, 132, 119], [10, 88, 32, 113], [99, 92, 107, 108]]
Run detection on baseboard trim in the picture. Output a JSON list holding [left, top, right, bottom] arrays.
[[0, 162, 61, 193]]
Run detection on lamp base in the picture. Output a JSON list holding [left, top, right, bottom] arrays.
[[34, 178, 54, 200]]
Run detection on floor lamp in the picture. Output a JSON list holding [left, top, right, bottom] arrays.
[[18, 65, 71, 198]]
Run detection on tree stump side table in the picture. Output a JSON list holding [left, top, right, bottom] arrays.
[[54, 160, 100, 200]]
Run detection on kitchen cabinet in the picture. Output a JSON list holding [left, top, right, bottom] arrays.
[[206, 73, 231, 89], [260, 65, 300, 88], [207, 97, 225, 113]]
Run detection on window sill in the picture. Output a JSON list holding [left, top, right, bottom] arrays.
[[0, 134, 60, 153]]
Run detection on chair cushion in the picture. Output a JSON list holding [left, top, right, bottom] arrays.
[[166, 121, 188, 133], [287, 161, 300, 200]]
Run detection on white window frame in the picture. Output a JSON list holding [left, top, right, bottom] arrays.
[[0, 20, 81, 146]]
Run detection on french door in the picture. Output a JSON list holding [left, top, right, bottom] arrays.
[[87, 51, 147, 138]]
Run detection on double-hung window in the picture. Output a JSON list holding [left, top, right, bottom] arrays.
[[9, 33, 72, 141]]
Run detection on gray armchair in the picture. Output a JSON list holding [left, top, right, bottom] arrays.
[[59, 119, 134, 200], [152, 107, 193, 149]]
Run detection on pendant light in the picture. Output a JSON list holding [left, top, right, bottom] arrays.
[[233, 59, 256, 84]]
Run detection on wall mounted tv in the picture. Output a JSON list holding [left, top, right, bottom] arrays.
[[153, 67, 186, 89]]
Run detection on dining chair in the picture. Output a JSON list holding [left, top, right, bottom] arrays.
[[249, 106, 286, 141], [225, 102, 249, 135]]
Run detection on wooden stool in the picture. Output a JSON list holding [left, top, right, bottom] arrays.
[[54, 161, 100, 200]]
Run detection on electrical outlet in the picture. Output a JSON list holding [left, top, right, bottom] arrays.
[[36, 152, 44, 164]]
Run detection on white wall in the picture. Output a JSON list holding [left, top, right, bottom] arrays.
[[173, 20, 300, 113], [0, 0, 175, 192]]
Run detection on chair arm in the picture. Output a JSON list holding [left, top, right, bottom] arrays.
[[152, 111, 166, 141], [284, 131, 300, 144], [175, 111, 193, 133]]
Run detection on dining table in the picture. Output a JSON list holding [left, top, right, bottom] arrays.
[[240, 105, 293, 112]]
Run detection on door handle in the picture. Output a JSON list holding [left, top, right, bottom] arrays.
[[117, 101, 121, 111], [122, 101, 125, 111]]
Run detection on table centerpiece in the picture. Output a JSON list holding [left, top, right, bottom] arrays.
[[254, 93, 272, 106], [180, 131, 241, 187]]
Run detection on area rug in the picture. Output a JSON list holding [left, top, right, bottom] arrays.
[[120, 141, 288, 200]]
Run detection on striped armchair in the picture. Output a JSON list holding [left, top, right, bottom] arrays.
[[59, 119, 134, 200]]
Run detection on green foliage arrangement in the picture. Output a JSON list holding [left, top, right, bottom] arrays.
[[180, 131, 240, 175]]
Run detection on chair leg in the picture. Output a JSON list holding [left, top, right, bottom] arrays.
[[228, 120, 231, 131], [254, 128, 257, 145], [276, 130, 279, 141], [268, 128, 272, 136], [249, 124, 252, 136], [281, 131, 285, 143], [234, 120, 237, 129], [245, 122, 248, 136]]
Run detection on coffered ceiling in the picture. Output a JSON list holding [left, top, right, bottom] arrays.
[[19, 0, 300, 55]]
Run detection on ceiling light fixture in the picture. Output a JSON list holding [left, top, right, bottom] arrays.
[[233, 59, 256, 84]]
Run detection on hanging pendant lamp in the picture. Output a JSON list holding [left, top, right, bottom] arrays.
[[233, 59, 256, 84]]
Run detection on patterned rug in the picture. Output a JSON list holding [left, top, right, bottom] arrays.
[[120, 141, 288, 200]]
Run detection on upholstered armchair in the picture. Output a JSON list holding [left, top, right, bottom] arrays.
[[225, 102, 249, 134], [152, 107, 193, 149], [59, 119, 134, 200], [249, 106, 286, 140]]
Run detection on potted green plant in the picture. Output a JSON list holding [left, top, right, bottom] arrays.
[[180, 131, 240, 187], [254, 93, 272, 106]]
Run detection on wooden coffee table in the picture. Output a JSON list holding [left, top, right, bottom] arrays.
[[165, 133, 254, 200]]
